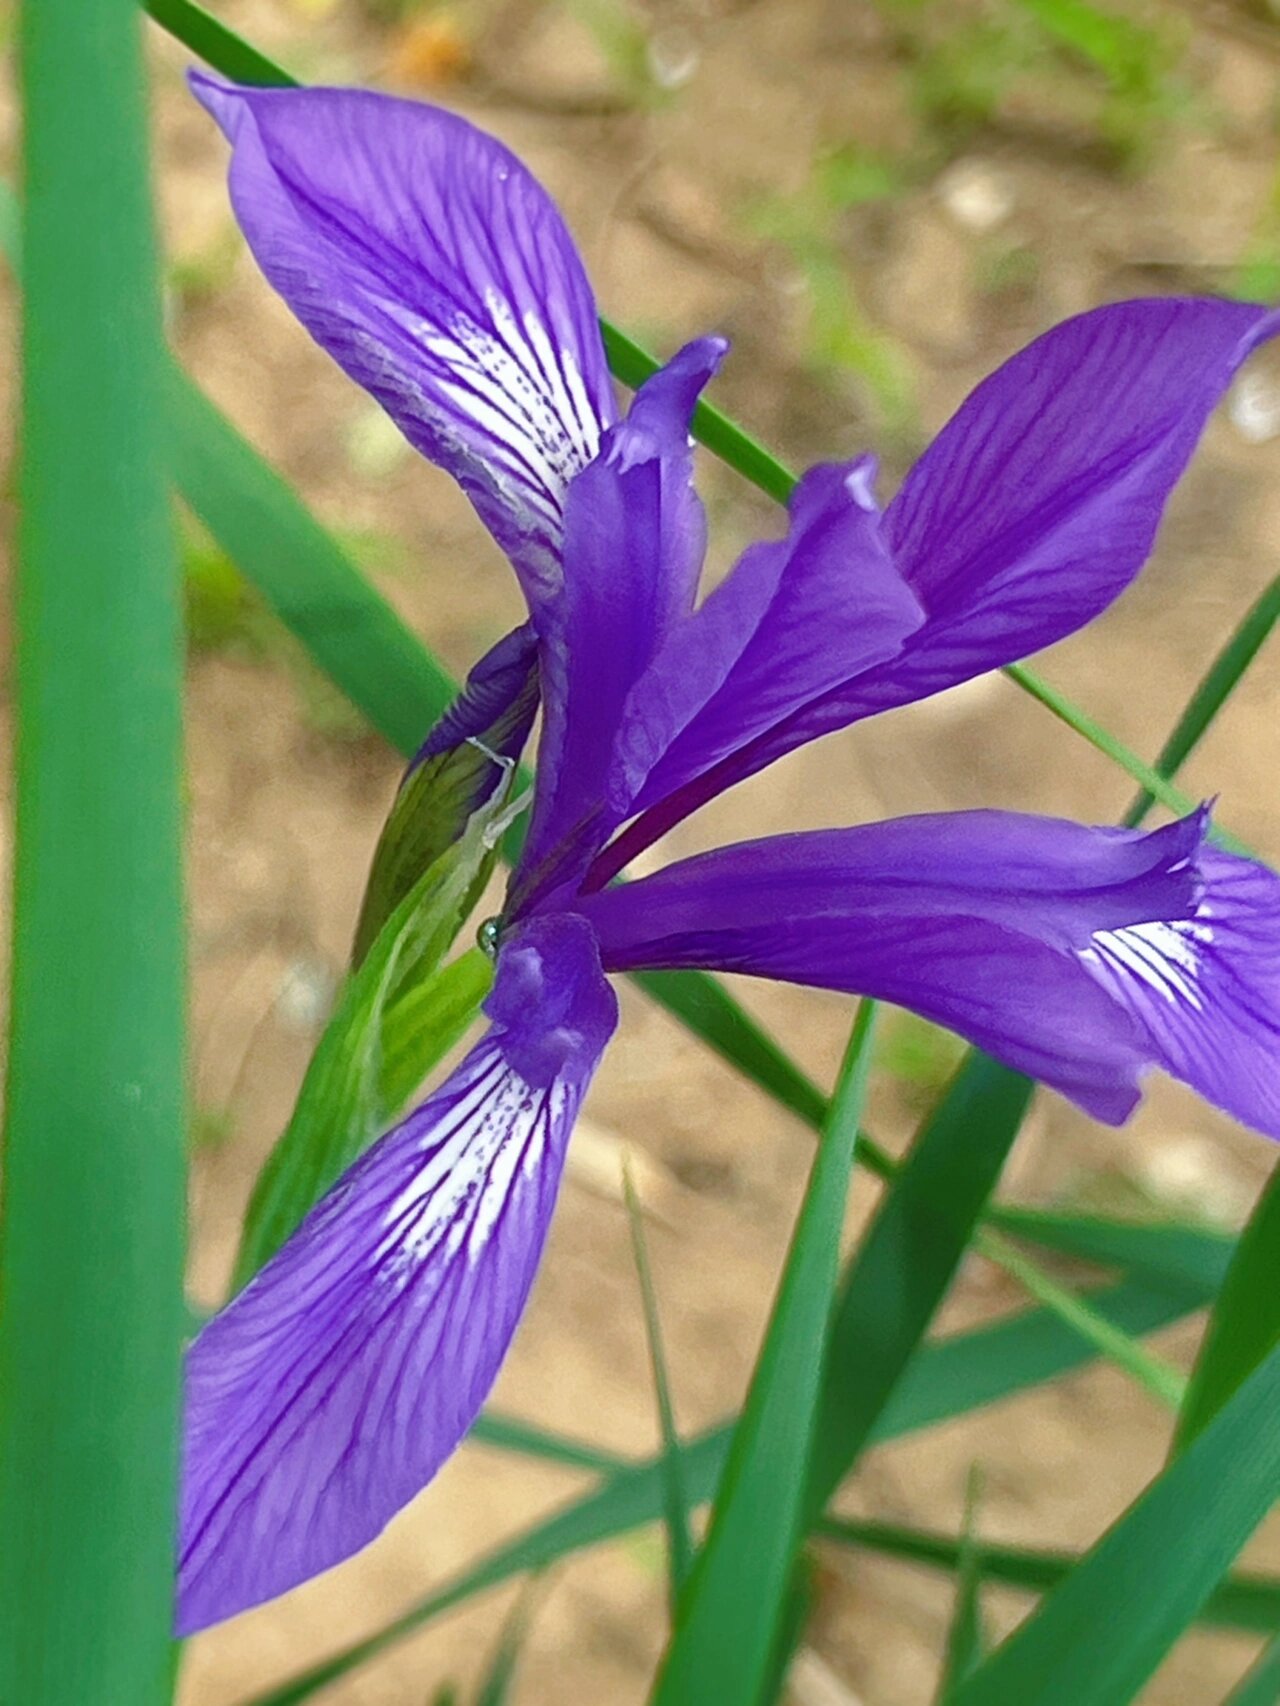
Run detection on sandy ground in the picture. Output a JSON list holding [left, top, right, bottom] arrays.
[[6, 0, 1280, 1700]]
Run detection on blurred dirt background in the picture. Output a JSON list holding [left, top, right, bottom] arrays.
[[9, 0, 1280, 1700]]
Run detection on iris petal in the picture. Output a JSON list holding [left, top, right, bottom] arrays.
[[604, 298, 1280, 851], [1082, 846, 1280, 1139], [191, 74, 616, 611], [591, 458, 923, 881], [177, 914, 616, 1634], [580, 807, 1280, 1135], [513, 339, 725, 909]]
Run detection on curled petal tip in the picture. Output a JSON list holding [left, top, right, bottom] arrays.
[[187, 68, 242, 131]]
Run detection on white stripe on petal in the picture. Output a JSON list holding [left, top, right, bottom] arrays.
[[1083, 916, 1214, 1013]]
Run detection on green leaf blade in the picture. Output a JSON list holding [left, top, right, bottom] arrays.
[[623, 1167, 695, 1612], [0, 0, 186, 1698], [1224, 1636, 1280, 1706], [807, 1053, 1034, 1510], [1124, 574, 1280, 829], [650, 1004, 877, 1706], [1176, 1159, 1280, 1453], [817, 1516, 1280, 1638], [952, 1339, 1280, 1706]]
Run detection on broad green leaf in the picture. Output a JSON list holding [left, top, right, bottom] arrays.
[[976, 1228, 1186, 1408], [951, 1337, 1280, 1706], [234, 786, 508, 1286], [805, 1054, 1034, 1512], [1123, 575, 1280, 828], [377, 948, 493, 1118], [817, 1516, 1280, 1637], [0, 0, 185, 1700], [651, 1003, 878, 1706], [1224, 1636, 1280, 1706], [241, 1275, 1216, 1706], [623, 1166, 694, 1612], [1175, 1160, 1280, 1452]]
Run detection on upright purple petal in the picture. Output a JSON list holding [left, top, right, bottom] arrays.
[[511, 339, 726, 910], [870, 297, 1280, 710], [603, 299, 1280, 856], [579, 807, 1280, 1135], [178, 914, 617, 1634], [190, 75, 616, 609], [590, 459, 922, 884]]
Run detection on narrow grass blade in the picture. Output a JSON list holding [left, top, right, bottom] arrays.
[[872, 1275, 1206, 1446], [473, 1577, 542, 1706], [936, 1471, 987, 1703], [1175, 1160, 1280, 1452], [816, 1517, 1280, 1637], [989, 1207, 1233, 1294], [623, 1165, 694, 1611], [0, 0, 185, 1699], [1124, 575, 1280, 828], [976, 1228, 1186, 1408], [239, 1274, 1215, 1706], [146, 0, 295, 85], [651, 1003, 878, 1706], [805, 1054, 1034, 1511], [950, 1337, 1280, 1706], [1224, 1636, 1280, 1706], [467, 1414, 627, 1476], [1002, 662, 1253, 856], [599, 320, 797, 505]]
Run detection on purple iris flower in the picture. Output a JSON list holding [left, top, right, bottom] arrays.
[[181, 71, 1280, 1634]]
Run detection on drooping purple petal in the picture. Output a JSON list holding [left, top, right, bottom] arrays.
[[604, 299, 1280, 855], [411, 623, 539, 772], [511, 339, 725, 911], [190, 74, 616, 610], [1082, 844, 1280, 1139], [579, 807, 1280, 1135], [178, 914, 617, 1634], [589, 459, 923, 886]]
